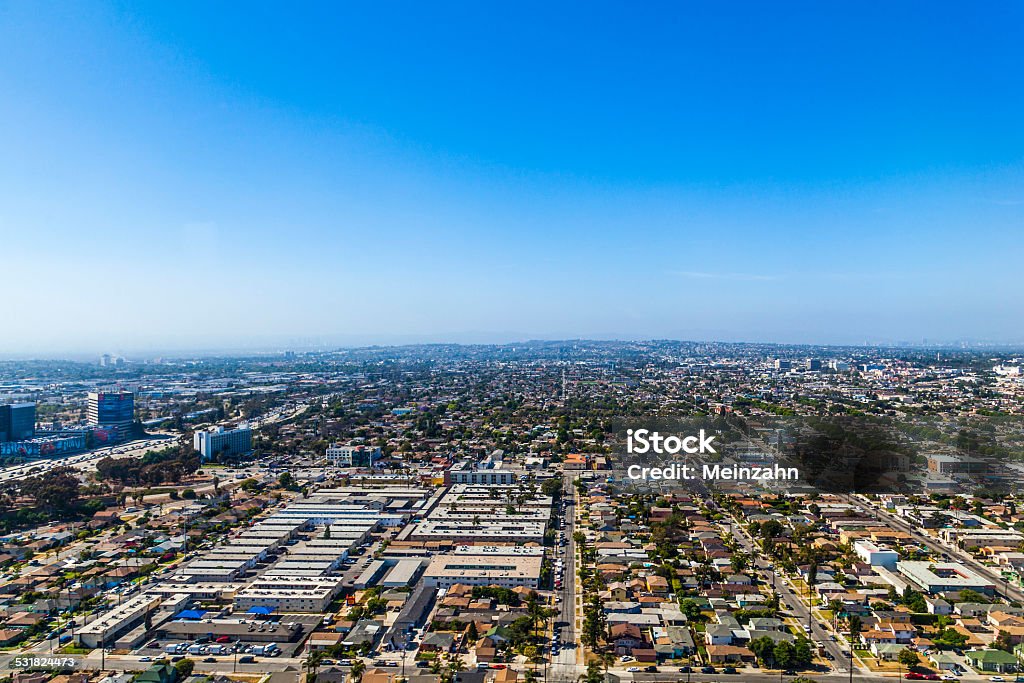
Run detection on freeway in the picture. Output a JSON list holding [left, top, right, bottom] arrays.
[[0, 391, 331, 487], [0, 436, 171, 483]]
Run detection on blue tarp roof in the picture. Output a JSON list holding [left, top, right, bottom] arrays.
[[177, 610, 206, 620], [247, 606, 273, 615]]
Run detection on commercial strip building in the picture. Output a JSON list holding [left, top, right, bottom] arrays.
[[75, 594, 161, 648], [441, 484, 554, 509], [158, 618, 305, 643], [452, 545, 546, 556], [404, 519, 547, 544], [144, 584, 245, 601], [926, 454, 988, 475], [262, 504, 405, 528], [325, 444, 381, 467], [422, 553, 542, 589], [938, 527, 1024, 548], [233, 576, 344, 613], [354, 560, 388, 590], [176, 558, 250, 583], [270, 559, 338, 577], [444, 461, 519, 485], [898, 561, 995, 595], [381, 559, 424, 588], [314, 487, 431, 506]]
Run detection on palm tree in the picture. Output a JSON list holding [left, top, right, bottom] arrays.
[[827, 599, 843, 629], [303, 650, 324, 683], [350, 660, 366, 682], [442, 653, 465, 683]]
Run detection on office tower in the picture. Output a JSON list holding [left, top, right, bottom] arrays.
[[87, 391, 135, 429], [0, 403, 35, 441]]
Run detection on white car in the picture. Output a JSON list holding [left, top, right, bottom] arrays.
[[626, 667, 640, 673], [989, 677, 1005, 682]]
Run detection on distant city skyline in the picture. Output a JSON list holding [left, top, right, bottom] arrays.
[[2, 2, 1022, 353]]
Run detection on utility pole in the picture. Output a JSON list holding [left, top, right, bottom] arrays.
[[808, 580, 813, 635]]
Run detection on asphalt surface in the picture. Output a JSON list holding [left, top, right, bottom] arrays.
[[547, 473, 578, 682]]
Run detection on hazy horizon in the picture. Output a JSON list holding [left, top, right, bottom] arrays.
[[3, 3, 1022, 353], [3, 332, 1022, 363]]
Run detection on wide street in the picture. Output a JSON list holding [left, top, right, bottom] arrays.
[[548, 473, 579, 682]]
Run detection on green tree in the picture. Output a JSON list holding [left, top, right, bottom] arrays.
[[934, 627, 968, 649], [749, 635, 776, 666], [541, 478, 562, 497], [794, 638, 813, 669], [581, 593, 608, 650], [174, 658, 195, 680], [848, 615, 862, 646], [579, 661, 603, 683], [898, 648, 920, 669], [679, 598, 703, 621], [20, 466, 80, 513], [773, 641, 794, 670]]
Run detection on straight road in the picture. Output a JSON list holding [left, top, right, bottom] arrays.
[[729, 517, 852, 673], [549, 473, 579, 682]]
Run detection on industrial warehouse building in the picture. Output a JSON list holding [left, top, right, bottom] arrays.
[[422, 554, 542, 589]]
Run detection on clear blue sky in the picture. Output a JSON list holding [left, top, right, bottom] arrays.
[[2, 2, 1022, 354]]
